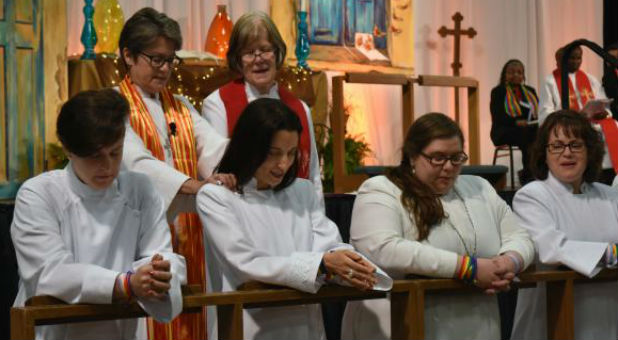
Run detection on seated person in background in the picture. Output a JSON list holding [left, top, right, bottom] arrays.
[[602, 42, 618, 119], [539, 45, 617, 184], [196, 98, 392, 340], [341, 113, 534, 340], [201, 11, 323, 202], [490, 59, 539, 184], [11, 89, 186, 340], [511, 110, 618, 340]]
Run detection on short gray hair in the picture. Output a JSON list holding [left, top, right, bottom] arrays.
[[119, 7, 182, 65], [227, 11, 287, 75]]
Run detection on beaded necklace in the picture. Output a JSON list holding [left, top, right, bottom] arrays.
[[444, 188, 477, 257]]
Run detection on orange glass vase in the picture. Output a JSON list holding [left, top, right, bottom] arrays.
[[205, 5, 233, 59]]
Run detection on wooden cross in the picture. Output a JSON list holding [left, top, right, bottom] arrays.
[[438, 12, 477, 122], [438, 12, 477, 76]]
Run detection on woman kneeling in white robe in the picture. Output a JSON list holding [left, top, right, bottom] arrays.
[[341, 113, 535, 340], [511, 109, 618, 340], [196, 98, 392, 340], [11, 89, 187, 340]]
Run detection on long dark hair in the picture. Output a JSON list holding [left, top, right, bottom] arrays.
[[386, 113, 464, 241], [530, 109, 604, 182], [216, 98, 302, 192]]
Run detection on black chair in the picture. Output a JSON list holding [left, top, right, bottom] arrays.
[[492, 145, 520, 189], [0, 203, 17, 340]]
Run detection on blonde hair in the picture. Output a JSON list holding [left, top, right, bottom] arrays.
[[226, 11, 286, 74]]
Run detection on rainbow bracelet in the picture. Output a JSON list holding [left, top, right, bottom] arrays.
[[457, 256, 477, 284]]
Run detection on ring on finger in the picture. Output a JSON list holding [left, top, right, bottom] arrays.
[[347, 269, 355, 279], [215, 180, 223, 186]]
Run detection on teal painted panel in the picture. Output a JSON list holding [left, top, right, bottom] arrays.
[[0, 0, 44, 199]]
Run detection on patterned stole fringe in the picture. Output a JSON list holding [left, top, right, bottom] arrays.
[[119, 76, 206, 340], [504, 84, 538, 118]]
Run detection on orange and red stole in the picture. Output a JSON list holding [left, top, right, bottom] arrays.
[[219, 78, 311, 178], [553, 69, 618, 172], [119, 75, 206, 340]]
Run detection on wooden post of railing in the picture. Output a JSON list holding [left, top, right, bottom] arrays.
[[546, 279, 575, 339], [217, 303, 244, 340], [390, 282, 424, 340], [10, 307, 35, 340]]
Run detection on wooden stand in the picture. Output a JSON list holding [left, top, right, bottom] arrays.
[[331, 72, 415, 193], [331, 73, 480, 193]]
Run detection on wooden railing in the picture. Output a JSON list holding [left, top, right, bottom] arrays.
[[11, 268, 618, 340]]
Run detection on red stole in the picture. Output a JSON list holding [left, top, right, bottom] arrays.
[[219, 78, 311, 178], [552, 69, 595, 111], [118, 76, 206, 340], [552, 70, 618, 173]]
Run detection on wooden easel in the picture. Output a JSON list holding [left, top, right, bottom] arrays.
[[331, 72, 415, 193], [330, 73, 479, 193]]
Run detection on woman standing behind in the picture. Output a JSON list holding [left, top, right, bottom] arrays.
[[342, 113, 534, 340], [511, 110, 618, 340], [201, 11, 323, 201], [117, 8, 235, 339], [196, 98, 391, 340], [490, 59, 539, 184]]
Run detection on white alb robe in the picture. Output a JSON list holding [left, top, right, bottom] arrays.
[[511, 173, 618, 340], [538, 71, 613, 169], [11, 164, 187, 340], [121, 85, 228, 217], [341, 175, 535, 340], [196, 178, 392, 340], [201, 82, 324, 203]]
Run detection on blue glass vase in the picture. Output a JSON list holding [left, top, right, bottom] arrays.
[[295, 11, 310, 69], [80, 0, 97, 60]]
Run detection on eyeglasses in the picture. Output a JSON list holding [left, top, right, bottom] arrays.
[[546, 141, 585, 154], [139, 52, 182, 68], [420, 152, 469, 166], [241, 47, 276, 63]]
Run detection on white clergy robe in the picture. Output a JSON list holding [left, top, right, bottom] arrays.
[[11, 163, 187, 340], [121, 85, 228, 217], [201, 82, 324, 203], [538, 71, 613, 169], [511, 173, 618, 340], [196, 178, 392, 340], [341, 175, 535, 340]]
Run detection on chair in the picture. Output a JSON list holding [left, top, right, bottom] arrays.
[[492, 145, 520, 189]]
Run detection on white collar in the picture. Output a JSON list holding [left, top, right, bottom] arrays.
[[66, 161, 120, 199], [244, 81, 278, 100], [546, 171, 590, 195]]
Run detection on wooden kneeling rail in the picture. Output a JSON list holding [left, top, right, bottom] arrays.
[[11, 268, 618, 340]]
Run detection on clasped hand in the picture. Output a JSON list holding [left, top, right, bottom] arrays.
[[475, 254, 518, 295], [322, 250, 378, 291], [132, 253, 173, 300]]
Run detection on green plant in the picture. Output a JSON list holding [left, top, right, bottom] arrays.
[[47, 142, 68, 170], [314, 123, 370, 192]]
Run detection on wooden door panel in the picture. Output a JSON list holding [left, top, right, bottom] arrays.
[[15, 0, 32, 23], [0, 0, 43, 198]]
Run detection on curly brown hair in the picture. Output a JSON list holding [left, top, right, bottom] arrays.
[[530, 109, 604, 182], [386, 113, 464, 241]]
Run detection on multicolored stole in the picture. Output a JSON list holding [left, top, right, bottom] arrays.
[[552, 70, 618, 172], [504, 84, 538, 118], [119, 75, 206, 340], [219, 78, 311, 179], [552, 69, 595, 111]]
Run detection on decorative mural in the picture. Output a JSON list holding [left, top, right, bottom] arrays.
[[273, 0, 413, 70]]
